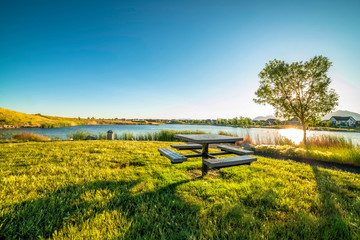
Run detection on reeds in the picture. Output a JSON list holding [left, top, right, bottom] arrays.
[[67, 130, 92, 140], [66, 129, 206, 141], [12, 132, 50, 141], [301, 135, 354, 148], [41, 123, 72, 128]]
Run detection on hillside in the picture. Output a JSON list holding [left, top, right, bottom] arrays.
[[0, 107, 87, 128], [0, 108, 161, 128]]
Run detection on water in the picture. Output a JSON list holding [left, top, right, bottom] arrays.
[[1, 124, 359, 145]]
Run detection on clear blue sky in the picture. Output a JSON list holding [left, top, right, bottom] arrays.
[[1, 0, 359, 119]]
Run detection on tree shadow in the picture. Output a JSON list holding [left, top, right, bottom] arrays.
[[266, 167, 354, 239], [0, 179, 201, 239], [311, 166, 351, 239]]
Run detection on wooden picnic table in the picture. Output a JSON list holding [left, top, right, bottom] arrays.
[[158, 134, 257, 176]]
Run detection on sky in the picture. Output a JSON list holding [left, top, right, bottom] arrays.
[[1, 0, 360, 119]]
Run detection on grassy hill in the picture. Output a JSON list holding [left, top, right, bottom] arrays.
[[0, 108, 161, 128], [0, 107, 88, 128], [0, 140, 359, 239]]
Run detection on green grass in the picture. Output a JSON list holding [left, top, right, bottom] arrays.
[[253, 135, 360, 166], [218, 131, 360, 166], [254, 144, 360, 166], [0, 141, 359, 239]]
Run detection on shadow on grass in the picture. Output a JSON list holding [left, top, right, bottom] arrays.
[[0, 179, 201, 239], [267, 167, 354, 239], [311, 167, 351, 239]]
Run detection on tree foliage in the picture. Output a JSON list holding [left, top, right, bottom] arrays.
[[254, 56, 339, 144]]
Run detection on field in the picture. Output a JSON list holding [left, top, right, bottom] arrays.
[[1, 140, 360, 239]]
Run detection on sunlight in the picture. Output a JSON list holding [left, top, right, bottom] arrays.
[[278, 128, 304, 145]]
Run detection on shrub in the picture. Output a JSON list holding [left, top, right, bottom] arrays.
[[67, 130, 92, 140], [13, 132, 50, 141]]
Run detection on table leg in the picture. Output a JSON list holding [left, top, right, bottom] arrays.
[[201, 144, 209, 176]]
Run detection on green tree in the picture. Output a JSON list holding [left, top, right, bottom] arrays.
[[254, 56, 339, 145], [274, 119, 282, 125]]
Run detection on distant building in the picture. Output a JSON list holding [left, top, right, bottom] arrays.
[[253, 118, 278, 125], [287, 118, 300, 125], [329, 116, 356, 127]]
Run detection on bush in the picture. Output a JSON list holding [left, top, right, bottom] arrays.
[[67, 130, 92, 140], [13, 132, 50, 142]]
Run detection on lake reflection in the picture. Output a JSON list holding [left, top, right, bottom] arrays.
[[278, 128, 306, 145]]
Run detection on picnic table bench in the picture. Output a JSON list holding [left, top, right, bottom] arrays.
[[158, 134, 257, 176], [158, 148, 187, 164], [170, 144, 202, 150]]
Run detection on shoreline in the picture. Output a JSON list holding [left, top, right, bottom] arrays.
[[0, 122, 163, 129], [1, 123, 359, 133]]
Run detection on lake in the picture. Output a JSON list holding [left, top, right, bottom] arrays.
[[1, 124, 359, 145]]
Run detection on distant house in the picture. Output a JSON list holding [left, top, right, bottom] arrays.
[[287, 118, 300, 125], [329, 116, 356, 127]]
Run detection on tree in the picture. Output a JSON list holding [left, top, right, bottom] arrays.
[[254, 56, 339, 145]]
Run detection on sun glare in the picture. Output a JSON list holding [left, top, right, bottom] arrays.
[[278, 128, 303, 145]]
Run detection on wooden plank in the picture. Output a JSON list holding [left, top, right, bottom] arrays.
[[170, 144, 202, 150], [217, 145, 253, 155], [158, 148, 187, 164], [174, 134, 243, 144], [203, 155, 257, 168], [184, 153, 202, 158]]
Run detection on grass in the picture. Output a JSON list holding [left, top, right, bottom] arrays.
[[254, 144, 360, 166], [218, 131, 360, 166], [253, 135, 360, 166], [0, 140, 359, 239]]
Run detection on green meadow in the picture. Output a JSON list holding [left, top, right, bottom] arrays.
[[1, 140, 359, 239]]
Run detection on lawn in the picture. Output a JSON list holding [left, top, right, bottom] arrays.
[[0, 141, 359, 239]]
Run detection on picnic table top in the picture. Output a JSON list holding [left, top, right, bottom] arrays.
[[174, 134, 243, 144]]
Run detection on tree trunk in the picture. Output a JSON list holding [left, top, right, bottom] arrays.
[[302, 123, 307, 145]]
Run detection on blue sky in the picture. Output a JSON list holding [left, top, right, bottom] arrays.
[[1, 0, 359, 119]]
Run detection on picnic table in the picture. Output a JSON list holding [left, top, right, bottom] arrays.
[[158, 134, 257, 176]]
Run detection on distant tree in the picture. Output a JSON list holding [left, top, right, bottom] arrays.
[[325, 121, 333, 127], [274, 119, 282, 125], [254, 56, 339, 145], [232, 117, 238, 125]]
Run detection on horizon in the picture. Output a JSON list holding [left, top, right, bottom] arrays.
[[3, 107, 359, 121], [1, 0, 360, 119]]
